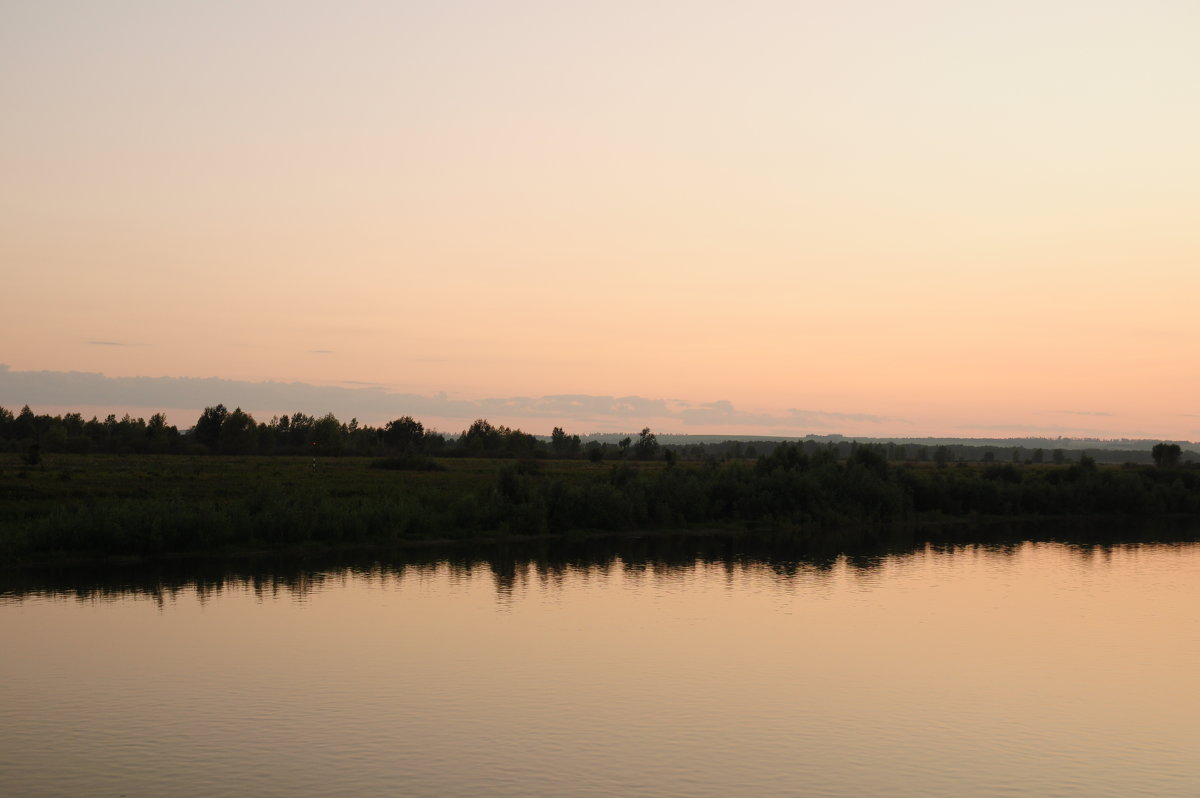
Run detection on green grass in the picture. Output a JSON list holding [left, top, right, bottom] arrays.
[[3, 452, 1199, 565], [0, 454, 670, 562]]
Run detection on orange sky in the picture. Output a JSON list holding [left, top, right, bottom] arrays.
[[2, 1, 1198, 438]]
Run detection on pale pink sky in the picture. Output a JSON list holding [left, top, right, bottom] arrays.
[[2, 1, 1198, 438]]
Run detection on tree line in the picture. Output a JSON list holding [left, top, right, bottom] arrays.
[[0, 404, 659, 461], [0, 404, 1193, 467]]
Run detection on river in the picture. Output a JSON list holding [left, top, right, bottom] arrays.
[[3, 533, 1199, 797]]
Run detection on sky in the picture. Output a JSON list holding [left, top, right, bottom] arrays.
[[2, 1, 1198, 439]]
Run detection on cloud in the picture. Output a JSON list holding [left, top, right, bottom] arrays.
[[490, 395, 672, 419], [1052, 410, 1113, 417], [87, 340, 135, 347], [0, 364, 402, 414], [676, 400, 775, 427], [0, 365, 903, 434], [787, 408, 891, 425]]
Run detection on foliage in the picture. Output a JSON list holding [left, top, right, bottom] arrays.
[[4, 443, 1200, 564], [634, 427, 659, 460], [3, 405, 1194, 470], [1153, 443, 1182, 468], [551, 427, 582, 458]]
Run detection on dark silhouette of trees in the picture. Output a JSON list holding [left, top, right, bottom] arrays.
[[0, 405, 182, 454], [146, 413, 172, 453], [4, 402, 1199, 481], [281, 412, 315, 452], [13, 405, 36, 441], [462, 419, 502, 455], [585, 441, 604, 463], [458, 418, 539, 458], [934, 445, 951, 467], [218, 407, 257, 454], [1152, 443, 1182, 468], [194, 405, 228, 450], [551, 426, 581, 458], [384, 416, 425, 452], [312, 413, 344, 456], [634, 427, 659, 460]]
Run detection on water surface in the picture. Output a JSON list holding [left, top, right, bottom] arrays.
[[3, 535, 1199, 797]]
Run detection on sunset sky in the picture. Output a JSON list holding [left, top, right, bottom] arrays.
[[3, 1, 1198, 439]]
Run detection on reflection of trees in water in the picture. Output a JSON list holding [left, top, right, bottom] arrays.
[[3, 519, 1199, 604]]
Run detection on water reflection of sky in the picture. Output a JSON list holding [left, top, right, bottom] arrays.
[[2, 535, 1199, 797]]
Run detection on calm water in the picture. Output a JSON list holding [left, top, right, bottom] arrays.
[[3, 535, 1199, 797]]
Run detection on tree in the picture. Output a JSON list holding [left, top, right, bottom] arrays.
[[219, 407, 257, 454], [934, 445, 951, 468], [463, 419, 496, 452], [13, 405, 36, 441], [146, 412, 173, 453], [634, 427, 659, 460], [194, 405, 228, 450], [384, 416, 425, 452], [286, 412, 316, 450], [312, 413, 343, 455], [551, 426, 581, 458], [1152, 442, 1181, 468]]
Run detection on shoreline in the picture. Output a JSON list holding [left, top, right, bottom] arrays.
[[5, 452, 1200, 569]]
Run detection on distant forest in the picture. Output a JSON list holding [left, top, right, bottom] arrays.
[[0, 403, 1196, 467]]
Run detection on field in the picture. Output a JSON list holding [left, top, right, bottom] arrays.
[[0, 454, 676, 562], [0, 452, 669, 510], [4, 450, 1200, 564]]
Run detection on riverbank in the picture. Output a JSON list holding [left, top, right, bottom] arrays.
[[3, 451, 1199, 565]]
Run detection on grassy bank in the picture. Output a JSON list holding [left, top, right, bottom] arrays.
[[3, 450, 1200, 564], [0, 454, 653, 562]]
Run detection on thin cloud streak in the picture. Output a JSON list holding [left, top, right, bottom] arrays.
[[3, 366, 1194, 441], [0, 365, 891, 434]]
